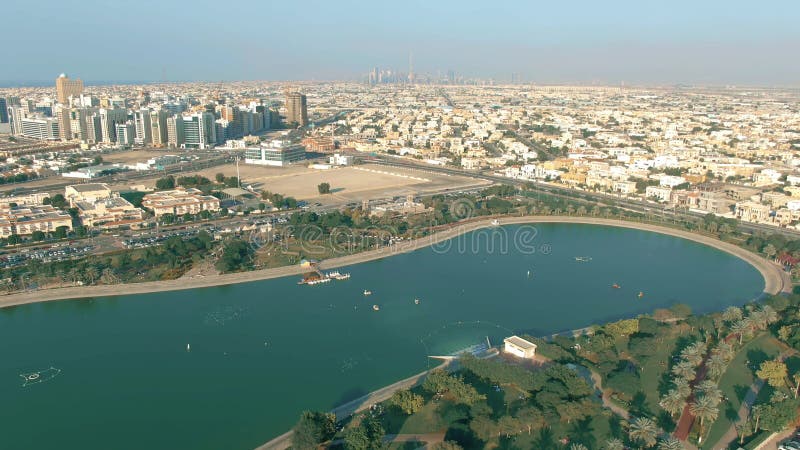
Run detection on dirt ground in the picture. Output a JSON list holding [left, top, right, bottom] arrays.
[[193, 163, 490, 203]]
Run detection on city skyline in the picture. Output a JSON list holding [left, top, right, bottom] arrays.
[[2, 0, 799, 87]]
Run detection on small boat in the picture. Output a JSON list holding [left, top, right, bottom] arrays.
[[187, 344, 191, 352], [490, 219, 500, 226], [575, 256, 592, 262], [527, 270, 531, 278], [612, 283, 620, 289], [363, 290, 372, 296], [638, 292, 644, 298], [414, 298, 420, 305], [372, 304, 380, 311]]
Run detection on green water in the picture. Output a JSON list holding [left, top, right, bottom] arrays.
[[0, 224, 763, 449]]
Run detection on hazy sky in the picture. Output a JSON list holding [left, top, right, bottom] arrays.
[[2, 0, 798, 86]]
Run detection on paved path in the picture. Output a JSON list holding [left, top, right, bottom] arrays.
[[0, 216, 788, 309], [588, 370, 630, 420]]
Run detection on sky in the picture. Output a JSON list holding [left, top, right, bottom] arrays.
[[2, 0, 798, 86]]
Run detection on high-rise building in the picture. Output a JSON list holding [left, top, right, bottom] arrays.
[[150, 110, 168, 147], [182, 113, 216, 149], [133, 109, 152, 145], [0, 98, 8, 123], [55, 73, 84, 105], [285, 92, 308, 127], [69, 108, 89, 142], [20, 117, 60, 140], [99, 108, 127, 143], [166, 116, 184, 148], [115, 122, 136, 145], [55, 105, 71, 141], [7, 106, 27, 135], [85, 113, 101, 143]]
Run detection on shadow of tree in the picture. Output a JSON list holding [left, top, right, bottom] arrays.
[[569, 416, 597, 449]]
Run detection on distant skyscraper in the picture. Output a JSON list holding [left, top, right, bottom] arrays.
[[0, 98, 8, 123], [55, 105, 71, 141], [55, 73, 84, 105], [285, 92, 308, 127]]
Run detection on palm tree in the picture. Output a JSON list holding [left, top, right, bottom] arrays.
[[761, 305, 778, 326], [690, 395, 719, 432], [672, 360, 697, 381], [629, 417, 659, 448], [715, 341, 735, 362], [659, 389, 687, 417], [604, 438, 625, 450], [85, 265, 99, 285], [674, 377, 692, 398], [697, 381, 722, 406], [707, 354, 727, 380], [731, 319, 750, 345], [570, 444, 588, 450], [657, 437, 685, 450], [680, 342, 706, 366], [722, 306, 743, 324], [751, 405, 763, 432], [749, 309, 768, 331]]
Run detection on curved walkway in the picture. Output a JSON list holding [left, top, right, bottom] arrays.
[[0, 216, 788, 309]]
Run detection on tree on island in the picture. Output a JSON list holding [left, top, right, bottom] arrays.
[[318, 182, 331, 194], [291, 410, 336, 449]]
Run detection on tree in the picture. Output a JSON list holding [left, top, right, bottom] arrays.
[[292, 411, 336, 449], [659, 389, 687, 417], [469, 415, 498, 442], [706, 354, 727, 380], [49, 193, 68, 209], [671, 360, 697, 381], [53, 226, 69, 240], [657, 437, 685, 450], [429, 442, 463, 450], [690, 395, 719, 431], [756, 360, 788, 389], [215, 172, 225, 183], [31, 230, 46, 241], [388, 389, 424, 415], [604, 438, 625, 450], [156, 175, 176, 190], [605, 318, 639, 337], [344, 415, 384, 450], [697, 381, 722, 406], [731, 319, 750, 345], [629, 417, 659, 448], [722, 306, 743, 324], [318, 182, 331, 194], [570, 444, 588, 450]]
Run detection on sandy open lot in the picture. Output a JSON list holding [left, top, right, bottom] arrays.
[[181, 163, 490, 203]]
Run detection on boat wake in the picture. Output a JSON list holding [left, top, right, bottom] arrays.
[[20, 367, 61, 387]]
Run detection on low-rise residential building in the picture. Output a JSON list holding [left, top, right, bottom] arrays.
[[735, 201, 771, 222], [74, 197, 144, 228], [65, 183, 113, 205], [0, 205, 73, 238], [645, 186, 672, 202], [141, 188, 220, 217]]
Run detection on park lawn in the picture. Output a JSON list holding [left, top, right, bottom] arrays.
[[382, 399, 466, 436], [639, 327, 683, 415], [508, 412, 617, 449], [701, 333, 784, 450]]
